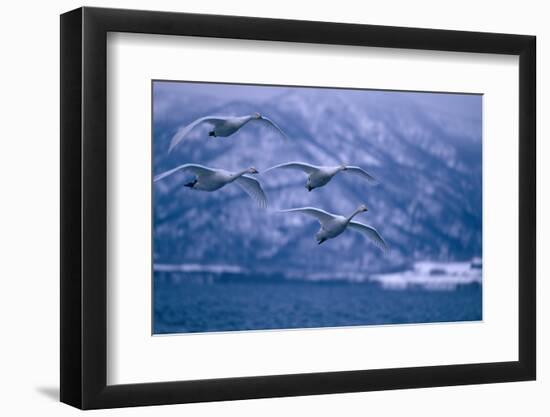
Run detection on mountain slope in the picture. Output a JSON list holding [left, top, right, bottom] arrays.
[[152, 85, 482, 276]]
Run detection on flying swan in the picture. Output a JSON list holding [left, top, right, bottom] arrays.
[[264, 162, 377, 191], [280, 205, 387, 250], [168, 113, 288, 153], [154, 164, 268, 208]]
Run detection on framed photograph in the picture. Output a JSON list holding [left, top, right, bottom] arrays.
[[60, 7, 536, 409]]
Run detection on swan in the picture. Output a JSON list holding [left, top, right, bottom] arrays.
[[280, 205, 387, 250], [264, 162, 377, 191], [154, 164, 268, 208], [168, 112, 288, 152]]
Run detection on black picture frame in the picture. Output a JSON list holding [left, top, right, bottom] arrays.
[[60, 6, 536, 410]]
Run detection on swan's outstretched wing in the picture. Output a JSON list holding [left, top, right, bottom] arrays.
[[153, 164, 216, 182], [264, 162, 319, 174], [168, 116, 227, 152], [348, 221, 388, 252], [345, 166, 378, 183], [235, 175, 268, 208], [279, 207, 335, 226], [255, 116, 288, 140]]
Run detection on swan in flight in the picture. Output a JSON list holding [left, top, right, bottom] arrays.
[[280, 205, 387, 250], [264, 162, 377, 191], [168, 113, 287, 152], [154, 164, 268, 208]]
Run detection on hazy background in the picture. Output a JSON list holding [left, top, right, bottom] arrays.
[[152, 81, 483, 333], [153, 82, 482, 275]]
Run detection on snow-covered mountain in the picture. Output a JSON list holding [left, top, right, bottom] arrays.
[[152, 84, 482, 276]]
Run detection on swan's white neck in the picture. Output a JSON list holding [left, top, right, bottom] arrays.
[[330, 166, 346, 176], [232, 168, 251, 179], [346, 208, 363, 223]]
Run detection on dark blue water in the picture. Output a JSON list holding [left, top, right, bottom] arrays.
[[153, 276, 482, 334]]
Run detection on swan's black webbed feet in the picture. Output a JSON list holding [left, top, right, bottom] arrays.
[[184, 179, 198, 188], [208, 131, 216, 137]]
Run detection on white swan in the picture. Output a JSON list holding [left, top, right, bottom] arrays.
[[265, 162, 377, 191], [280, 205, 387, 250], [168, 113, 287, 152], [154, 164, 268, 208]]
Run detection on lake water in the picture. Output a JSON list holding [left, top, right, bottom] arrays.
[[153, 277, 482, 334]]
